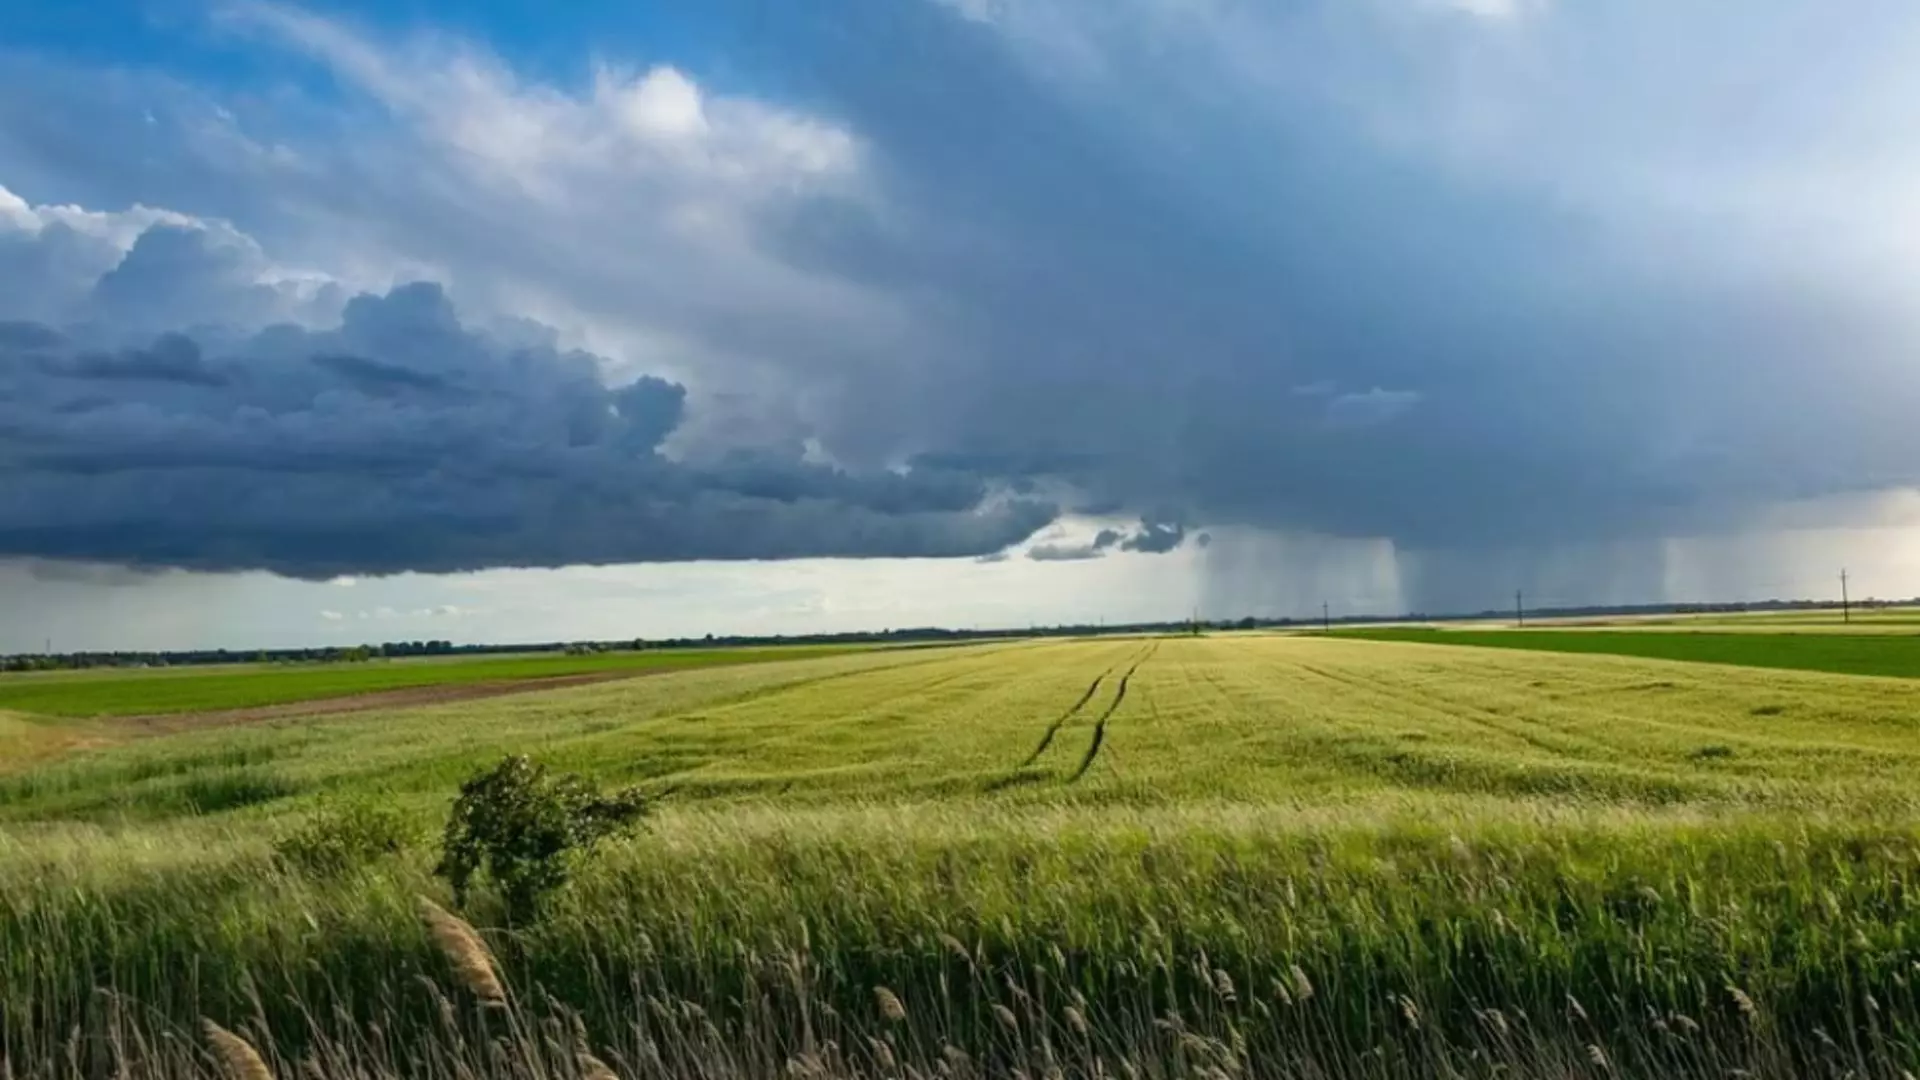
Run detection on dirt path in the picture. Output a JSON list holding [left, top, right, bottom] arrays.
[[119, 670, 647, 734]]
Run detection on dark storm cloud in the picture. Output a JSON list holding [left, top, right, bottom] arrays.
[[9, 2, 1920, 603], [1026, 542, 1104, 563], [1025, 521, 1185, 561], [715, 0, 1920, 576], [1119, 521, 1185, 555], [0, 280, 1055, 577], [309, 353, 451, 395], [58, 334, 230, 387]]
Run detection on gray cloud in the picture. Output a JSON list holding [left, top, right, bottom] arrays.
[[1025, 542, 1104, 563], [1119, 521, 1186, 555], [0, 278, 1055, 577], [1025, 521, 1189, 561], [8, 3, 1920, 607], [723, 0, 1920, 586]]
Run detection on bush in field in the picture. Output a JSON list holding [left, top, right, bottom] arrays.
[[435, 755, 647, 922], [273, 799, 414, 873]]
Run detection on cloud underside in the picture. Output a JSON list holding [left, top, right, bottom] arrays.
[[5, 1, 1920, 583], [0, 279, 1053, 577]]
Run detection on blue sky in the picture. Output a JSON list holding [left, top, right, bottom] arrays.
[[6, 1, 1920, 649]]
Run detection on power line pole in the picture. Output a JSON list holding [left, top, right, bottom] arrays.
[[1841, 568, 1850, 624], [1322, 601, 1330, 634], [1515, 589, 1525, 628]]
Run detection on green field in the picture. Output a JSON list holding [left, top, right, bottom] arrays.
[[0, 644, 873, 718], [1519, 606, 1920, 628], [1336, 625, 1920, 679], [4, 635, 1920, 1078]]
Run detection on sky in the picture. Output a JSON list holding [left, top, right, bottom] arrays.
[[6, 1, 1920, 651]]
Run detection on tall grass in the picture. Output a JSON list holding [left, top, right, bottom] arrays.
[[5, 805, 1919, 1077]]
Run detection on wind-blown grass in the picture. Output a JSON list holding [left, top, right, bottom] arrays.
[[4, 635, 1920, 1077]]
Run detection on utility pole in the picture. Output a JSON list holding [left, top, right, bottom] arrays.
[[1322, 602, 1331, 634], [1841, 569, 1851, 624], [1515, 590, 1525, 628]]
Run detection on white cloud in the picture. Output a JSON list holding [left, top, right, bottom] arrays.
[[608, 67, 708, 140], [195, 3, 914, 461], [1325, 388, 1421, 428], [0, 181, 343, 330], [1425, 0, 1542, 20], [0, 183, 195, 247]]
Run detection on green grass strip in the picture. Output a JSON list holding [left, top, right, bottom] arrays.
[[1335, 627, 1920, 678], [0, 645, 875, 718]]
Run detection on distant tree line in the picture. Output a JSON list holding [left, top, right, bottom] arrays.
[[2, 639, 459, 672], [6, 596, 1915, 673]]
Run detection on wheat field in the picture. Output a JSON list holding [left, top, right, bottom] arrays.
[[4, 633, 1920, 1078]]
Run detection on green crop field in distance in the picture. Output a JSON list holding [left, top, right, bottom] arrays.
[[5, 634, 1920, 1078], [1333, 625, 1920, 678], [0, 643, 877, 718]]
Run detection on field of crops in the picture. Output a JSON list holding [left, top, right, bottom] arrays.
[[4, 634, 1920, 1078], [1335, 626, 1920, 679], [0, 644, 873, 718]]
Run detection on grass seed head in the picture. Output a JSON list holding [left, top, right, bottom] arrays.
[[874, 986, 908, 1023], [939, 934, 972, 964], [1288, 964, 1314, 1002], [577, 1048, 622, 1080], [1063, 1006, 1089, 1036], [202, 1020, 273, 1080], [418, 897, 506, 1006]]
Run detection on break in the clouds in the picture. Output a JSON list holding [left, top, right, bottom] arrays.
[[5, 1, 1920, 608]]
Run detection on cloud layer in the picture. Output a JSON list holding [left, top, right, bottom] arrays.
[[6, 1, 1920, 599], [0, 259, 1052, 576]]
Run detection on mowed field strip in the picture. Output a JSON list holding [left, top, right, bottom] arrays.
[[8, 632, 1919, 819]]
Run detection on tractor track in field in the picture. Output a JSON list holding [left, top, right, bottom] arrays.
[[1016, 643, 1155, 768], [1018, 672, 1113, 768], [1068, 643, 1157, 783]]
